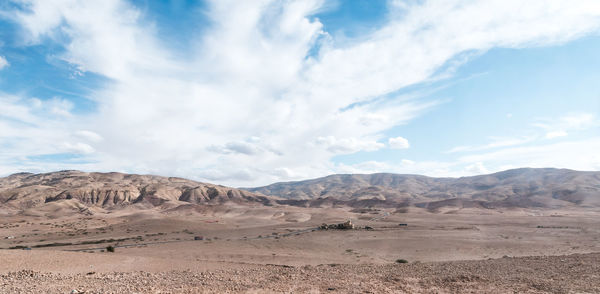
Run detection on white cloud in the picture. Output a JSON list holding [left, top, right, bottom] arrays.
[[534, 113, 597, 132], [1, 0, 600, 186], [560, 113, 596, 129], [207, 140, 276, 156], [464, 162, 489, 174], [533, 112, 599, 140], [0, 93, 93, 169], [75, 130, 103, 142], [62, 142, 95, 154], [315, 136, 384, 154], [388, 136, 410, 149], [337, 137, 600, 179], [458, 138, 600, 172], [335, 159, 456, 177], [447, 136, 536, 153], [47, 98, 74, 117], [448, 112, 599, 154], [0, 56, 8, 70], [337, 161, 392, 174], [545, 130, 568, 139]]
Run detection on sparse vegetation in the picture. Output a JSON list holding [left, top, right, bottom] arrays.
[[5, 236, 143, 250], [106, 246, 115, 253], [395, 259, 408, 264], [537, 225, 570, 229]]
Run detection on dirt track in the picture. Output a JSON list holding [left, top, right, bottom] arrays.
[[2, 252, 599, 293]]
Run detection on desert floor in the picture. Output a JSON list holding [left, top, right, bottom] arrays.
[[1, 205, 600, 293]]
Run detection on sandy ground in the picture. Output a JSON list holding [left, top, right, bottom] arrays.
[[1, 206, 600, 292]]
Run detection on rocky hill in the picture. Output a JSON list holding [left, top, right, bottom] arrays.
[[0, 170, 273, 212], [3, 168, 599, 213], [248, 168, 600, 210]]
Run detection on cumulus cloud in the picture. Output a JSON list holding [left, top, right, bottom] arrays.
[[2, 0, 600, 185], [316, 136, 384, 154], [0, 56, 8, 70], [388, 136, 410, 149]]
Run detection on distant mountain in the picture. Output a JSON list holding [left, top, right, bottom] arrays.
[[248, 168, 600, 210], [0, 170, 273, 212], [2, 168, 599, 214]]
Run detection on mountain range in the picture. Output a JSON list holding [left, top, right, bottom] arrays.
[[249, 168, 600, 210], [0, 170, 273, 214], [1, 168, 599, 214]]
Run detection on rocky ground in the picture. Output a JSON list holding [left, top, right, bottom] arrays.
[[2, 252, 599, 293]]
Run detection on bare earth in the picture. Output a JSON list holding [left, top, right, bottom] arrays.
[[2, 206, 600, 293], [2, 253, 600, 293]]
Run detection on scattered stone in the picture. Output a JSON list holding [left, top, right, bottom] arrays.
[[320, 220, 355, 230], [2, 253, 600, 293]]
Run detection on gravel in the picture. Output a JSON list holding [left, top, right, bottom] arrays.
[[2, 252, 599, 293]]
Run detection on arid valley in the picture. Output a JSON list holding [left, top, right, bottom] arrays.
[[3, 1, 600, 292], [1, 169, 600, 293]]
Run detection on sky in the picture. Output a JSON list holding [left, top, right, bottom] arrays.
[[0, 0, 599, 187]]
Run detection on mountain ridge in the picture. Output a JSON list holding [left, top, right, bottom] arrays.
[[2, 168, 600, 213], [0, 170, 274, 213], [247, 168, 600, 210]]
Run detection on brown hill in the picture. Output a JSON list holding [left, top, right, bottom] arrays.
[[248, 168, 600, 210], [3, 168, 599, 214], [0, 170, 273, 213]]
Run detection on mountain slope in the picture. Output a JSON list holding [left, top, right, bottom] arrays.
[[0, 170, 273, 212], [248, 168, 600, 209], [3, 168, 599, 213]]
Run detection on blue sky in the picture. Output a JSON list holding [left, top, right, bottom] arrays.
[[1, 0, 600, 186]]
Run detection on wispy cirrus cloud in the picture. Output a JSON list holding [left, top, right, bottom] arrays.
[[534, 113, 598, 139], [447, 112, 599, 154], [446, 136, 537, 154]]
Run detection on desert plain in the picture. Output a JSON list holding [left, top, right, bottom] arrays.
[[1, 169, 600, 293], [2, 206, 600, 293]]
